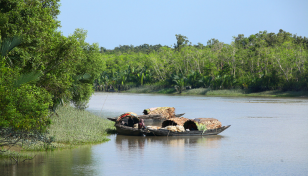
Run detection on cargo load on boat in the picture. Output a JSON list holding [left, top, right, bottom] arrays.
[[143, 107, 176, 119]]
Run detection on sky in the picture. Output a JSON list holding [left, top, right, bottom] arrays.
[[57, 0, 308, 49]]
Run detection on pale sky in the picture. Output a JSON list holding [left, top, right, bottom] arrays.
[[58, 0, 308, 49]]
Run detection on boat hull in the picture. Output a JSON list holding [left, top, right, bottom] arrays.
[[144, 125, 231, 136], [115, 124, 144, 136]]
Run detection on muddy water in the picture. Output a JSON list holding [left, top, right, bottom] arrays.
[[1, 93, 308, 176]]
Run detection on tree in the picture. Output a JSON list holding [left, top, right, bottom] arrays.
[[0, 37, 52, 132], [70, 29, 105, 109], [174, 34, 190, 51]]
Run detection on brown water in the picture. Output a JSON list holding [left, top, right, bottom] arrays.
[[1, 93, 308, 176]]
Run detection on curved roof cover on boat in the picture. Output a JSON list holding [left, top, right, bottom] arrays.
[[161, 117, 189, 128], [143, 107, 175, 119], [116, 112, 139, 122], [184, 118, 222, 130]]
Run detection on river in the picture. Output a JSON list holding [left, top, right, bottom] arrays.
[[1, 92, 308, 175]]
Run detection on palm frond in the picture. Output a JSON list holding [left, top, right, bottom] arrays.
[[73, 73, 91, 82], [14, 71, 43, 88], [1, 36, 22, 57], [82, 73, 91, 80]]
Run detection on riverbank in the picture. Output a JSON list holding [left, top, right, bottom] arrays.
[[0, 105, 115, 161], [123, 85, 308, 97], [24, 105, 115, 151]]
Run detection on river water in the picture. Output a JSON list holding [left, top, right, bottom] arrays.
[[1, 92, 308, 176]]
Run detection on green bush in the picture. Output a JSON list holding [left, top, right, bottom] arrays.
[[0, 64, 52, 132], [0, 84, 52, 132]]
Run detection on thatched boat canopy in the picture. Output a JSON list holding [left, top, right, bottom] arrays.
[[161, 117, 189, 128], [116, 112, 139, 124], [143, 107, 175, 119], [183, 118, 222, 130]]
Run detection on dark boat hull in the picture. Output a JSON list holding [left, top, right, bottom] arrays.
[[115, 124, 144, 136], [144, 125, 231, 136]]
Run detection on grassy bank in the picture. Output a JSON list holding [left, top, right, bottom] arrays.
[[1, 105, 115, 160], [24, 105, 115, 151], [124, 85, 308, 97], [50, 105, 114, 144]]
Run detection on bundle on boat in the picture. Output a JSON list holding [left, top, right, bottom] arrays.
[[146, 126, 161, 130], [159, 117, 188, 132], [184, 118, 222, 131], [161, 117, 188, 128], [147, 117, 188, 132], [143, 107, 175, 119], [159, 117, 222, 131]]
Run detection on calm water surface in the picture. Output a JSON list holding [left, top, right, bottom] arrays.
[[1, 93, 308, 176]]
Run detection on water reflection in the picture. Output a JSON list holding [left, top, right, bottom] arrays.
[[115, 135, 224, 151], [115, 135, 147, 152], [0, 145, 95, 176]]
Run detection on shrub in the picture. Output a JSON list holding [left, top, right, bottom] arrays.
[[0, 72, 52, 132]]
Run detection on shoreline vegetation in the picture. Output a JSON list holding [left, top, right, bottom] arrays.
[[122, 85, 308, 97], [0, 105, 115, 162], [95, 31, 308, 97]]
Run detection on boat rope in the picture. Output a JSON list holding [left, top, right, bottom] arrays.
[[100, 94, 108, 117]]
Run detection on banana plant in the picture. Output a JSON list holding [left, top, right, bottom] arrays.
[[187, 70, 202, 88], [1, 36, 43, 88], [173, 74, 187, 93], [199, 75, 213, 88], [1, 36, 22, 67]]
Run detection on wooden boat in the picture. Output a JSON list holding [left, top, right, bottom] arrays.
[[143, 117, 230, 136], [144, 125, 231, 136]]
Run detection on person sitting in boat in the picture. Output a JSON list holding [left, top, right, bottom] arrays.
[[128, 117, 134, 127], [121, 121, 127, 126], [138, 119, 145, 129]]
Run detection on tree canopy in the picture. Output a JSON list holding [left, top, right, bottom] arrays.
[[0, 0, 104, 131]]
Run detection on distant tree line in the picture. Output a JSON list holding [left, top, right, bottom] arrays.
[[95, 30, 308, 93], [100, 44, 165, 54]]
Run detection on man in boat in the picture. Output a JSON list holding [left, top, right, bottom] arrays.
[[138, 119, 145, 129]]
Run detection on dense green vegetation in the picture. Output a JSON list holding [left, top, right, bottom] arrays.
[[0, 0, 103, 133], [96, 31, 308, 94]]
